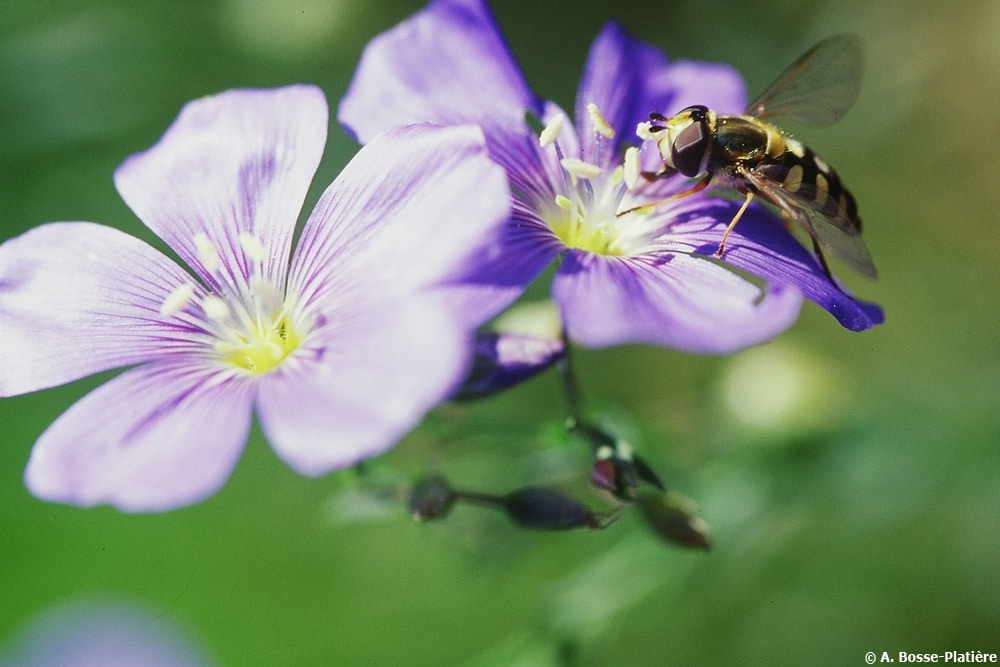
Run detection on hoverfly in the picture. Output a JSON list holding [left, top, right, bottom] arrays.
[[635, 34, 877, 282]]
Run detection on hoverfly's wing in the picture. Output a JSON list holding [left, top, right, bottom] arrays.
[[744, 165, 878, 279], [744, 34, 864, 127]]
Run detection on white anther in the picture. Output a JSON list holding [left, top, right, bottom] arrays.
[[160, 283, 195, 318], [586, 103, 615, 139], [554, 194, 574, 211], [239, 233, 266, 263], [201, 294, 230, 321], [539, 113, 564, 147], [560, 157, 602, 182], [194, 233, 221, 273], [623, 147, 642, 191]]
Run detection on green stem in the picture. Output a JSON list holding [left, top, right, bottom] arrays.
[[558, 327, 585, 425]]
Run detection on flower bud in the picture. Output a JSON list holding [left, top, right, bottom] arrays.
[[408, 475, 456, 521], [452, 332, 564, 400], [635, 492, 711, 551], [501, 487, 620, 531], [573, 421, 665, 500]]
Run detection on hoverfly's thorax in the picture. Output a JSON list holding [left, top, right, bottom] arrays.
[[656, 105, 717, 178], [712, 116, 774, 165]]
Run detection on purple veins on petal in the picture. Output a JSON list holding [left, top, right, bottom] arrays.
[[0, 222, 207, 396], [114, 85, 328, 291], [24, 361, 254, 512], [2, 84, 512, 511]]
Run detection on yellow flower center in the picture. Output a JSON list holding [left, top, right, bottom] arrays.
[[217, 313, 302, 374], [537, 103, 657, 257], [159, 233, 307, 377], [547, 183, 627, 256]]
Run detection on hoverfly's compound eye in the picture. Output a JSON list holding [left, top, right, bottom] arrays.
[[670, 107, 711, 177]]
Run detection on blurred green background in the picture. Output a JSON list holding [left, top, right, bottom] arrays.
[[1, 0, 997, 664]]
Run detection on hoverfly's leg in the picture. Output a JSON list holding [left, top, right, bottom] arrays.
[[616, 175, 709, 218], [777, 209, 843, 290], [715, 191, 755, 258], [809, 236, 843, 291]]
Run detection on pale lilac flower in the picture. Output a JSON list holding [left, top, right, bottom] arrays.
[[0, 85, 510, 511], [339, 0, 883, 352], [0, 599, 215, 667]]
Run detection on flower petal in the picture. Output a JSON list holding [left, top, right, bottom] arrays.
[[650, 60, 748, 116], [656, 197, 884, 330], [573, 22, 747, 159], [24, 361, 253, 512], [255, 296, 468, 475], [441, 212, 563, 326], [452, 331, 565, 400], [289, 123, 535, 326], [114, 85, 327, 290], [553, 250, 802, 353], [338, 0, 540, 144], [0, 222, 204, 396], [574, 22, 668, 158]]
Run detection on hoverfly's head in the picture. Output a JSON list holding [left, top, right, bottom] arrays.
[[648, 105, 715, 178]]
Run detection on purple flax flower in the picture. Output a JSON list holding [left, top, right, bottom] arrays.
[[339, 0, 883, 352], [0, 85, 511, 511]]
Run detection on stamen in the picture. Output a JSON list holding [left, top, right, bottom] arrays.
[[560, 158, 602, 183], [586, 103, 615, 139], [201, 294, 231, 321], [535, 104, 666, 258], [194, 233, 221, 273], [239, 233, 266, 263], [623, 147, 642, 191], [160, 283, 195, 318], [539, 113, 564, 148]]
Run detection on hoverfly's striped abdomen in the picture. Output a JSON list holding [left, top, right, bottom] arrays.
[[777, 138, 861, 232], [708, 115, 861, 235]]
